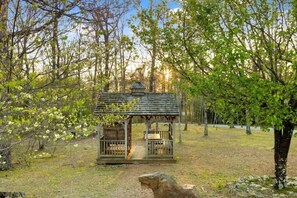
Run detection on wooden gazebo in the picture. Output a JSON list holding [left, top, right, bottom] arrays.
[[94, 82, 180, 164]]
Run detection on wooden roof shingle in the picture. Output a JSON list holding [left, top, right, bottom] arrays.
[[94, 92, 180, 117]]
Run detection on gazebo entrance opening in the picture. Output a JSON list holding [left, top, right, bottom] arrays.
[[129, 117, 174, 160]]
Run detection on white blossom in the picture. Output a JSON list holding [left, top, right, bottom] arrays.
[[7, 121, 14, 125]]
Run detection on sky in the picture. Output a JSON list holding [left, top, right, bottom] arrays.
[[140, 0, 180, 8]]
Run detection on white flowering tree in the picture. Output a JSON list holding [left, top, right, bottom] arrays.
[[0, 74, 100, 169], [0, 0, 138, 170], [0, 72, 140, 169]]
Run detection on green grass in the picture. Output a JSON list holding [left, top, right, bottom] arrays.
[[0, 124, 297, 197]]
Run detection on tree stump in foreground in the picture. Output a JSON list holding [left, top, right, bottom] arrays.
[[139, 172, 199, 198]]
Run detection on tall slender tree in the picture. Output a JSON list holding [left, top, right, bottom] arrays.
[[130, 0, 169, 92], [83, 0, 130, 92]]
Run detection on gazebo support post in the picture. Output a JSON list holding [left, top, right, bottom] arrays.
[[178, 116, 182, 143], [124, 119, 128, 159], [97, 124, 103, 159], [156, 117, 159, 133], [145, 118, 149, 159], [172, 118, 176, 159]]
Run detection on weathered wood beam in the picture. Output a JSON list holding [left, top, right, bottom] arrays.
[[171, 119, 176, 159], [178, 116, 182, 144], [145, 119, 149, 159], [124, 119, 128, 159], [97, 124, 103, 159]]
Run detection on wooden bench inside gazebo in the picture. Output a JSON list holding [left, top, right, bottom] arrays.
[[94, 82, 180, 164]]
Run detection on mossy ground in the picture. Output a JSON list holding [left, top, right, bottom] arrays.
[[0, 124, 296, 197], [227, 176, 297, 197]]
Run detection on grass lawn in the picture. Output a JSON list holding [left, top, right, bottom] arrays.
[[0, 124, 296, 197]]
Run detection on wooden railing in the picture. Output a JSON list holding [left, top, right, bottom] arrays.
[[158, 131, 173, 140], [148, 139, 173, 157], [144, 130, 173, 140], [100, 140, 125, 156]]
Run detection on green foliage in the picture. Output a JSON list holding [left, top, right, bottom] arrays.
[[129, 0, 169, 53], [0, 69, 141, 165], [0, 0, 136, 167], [161, 0, 297, 129], [98, 98, 140, 126], [0, 74, 100, 165]]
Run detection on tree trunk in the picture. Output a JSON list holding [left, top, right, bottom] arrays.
[[149, 45, 156, 93], [178, 116, 182, 143], [52, 1, 60, 80], [203, 100, 208, 137], [149, 0, 156, 93], [0, 0, 12, 171], [183, 94, 188, 131], [230, 122, 235, 128], [189, 100, 193, 123], [121, 67, 126, 93], [0, 140, 11, 170], [92, 55, 98, 102], [114, 40, 118, 92], [274, 121, 294, 190], [246, 110, 252, 135], [246, 125, 252, 135], [103, 39, 110, 92], [103, 18, 110, 92]]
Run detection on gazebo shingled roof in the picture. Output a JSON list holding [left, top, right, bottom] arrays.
[[94, 82, 180, 117]]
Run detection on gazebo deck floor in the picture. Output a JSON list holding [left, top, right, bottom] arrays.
[[129, 140, 146, 160]]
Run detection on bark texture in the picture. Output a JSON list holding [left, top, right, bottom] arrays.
[[203, 101, 208, 137], [0, 140, 11, 170], [274, 121, 294, 189], [246, 125, 251, 135]]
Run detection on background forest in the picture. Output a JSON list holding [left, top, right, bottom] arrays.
[[0, 0, 201, 171]]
